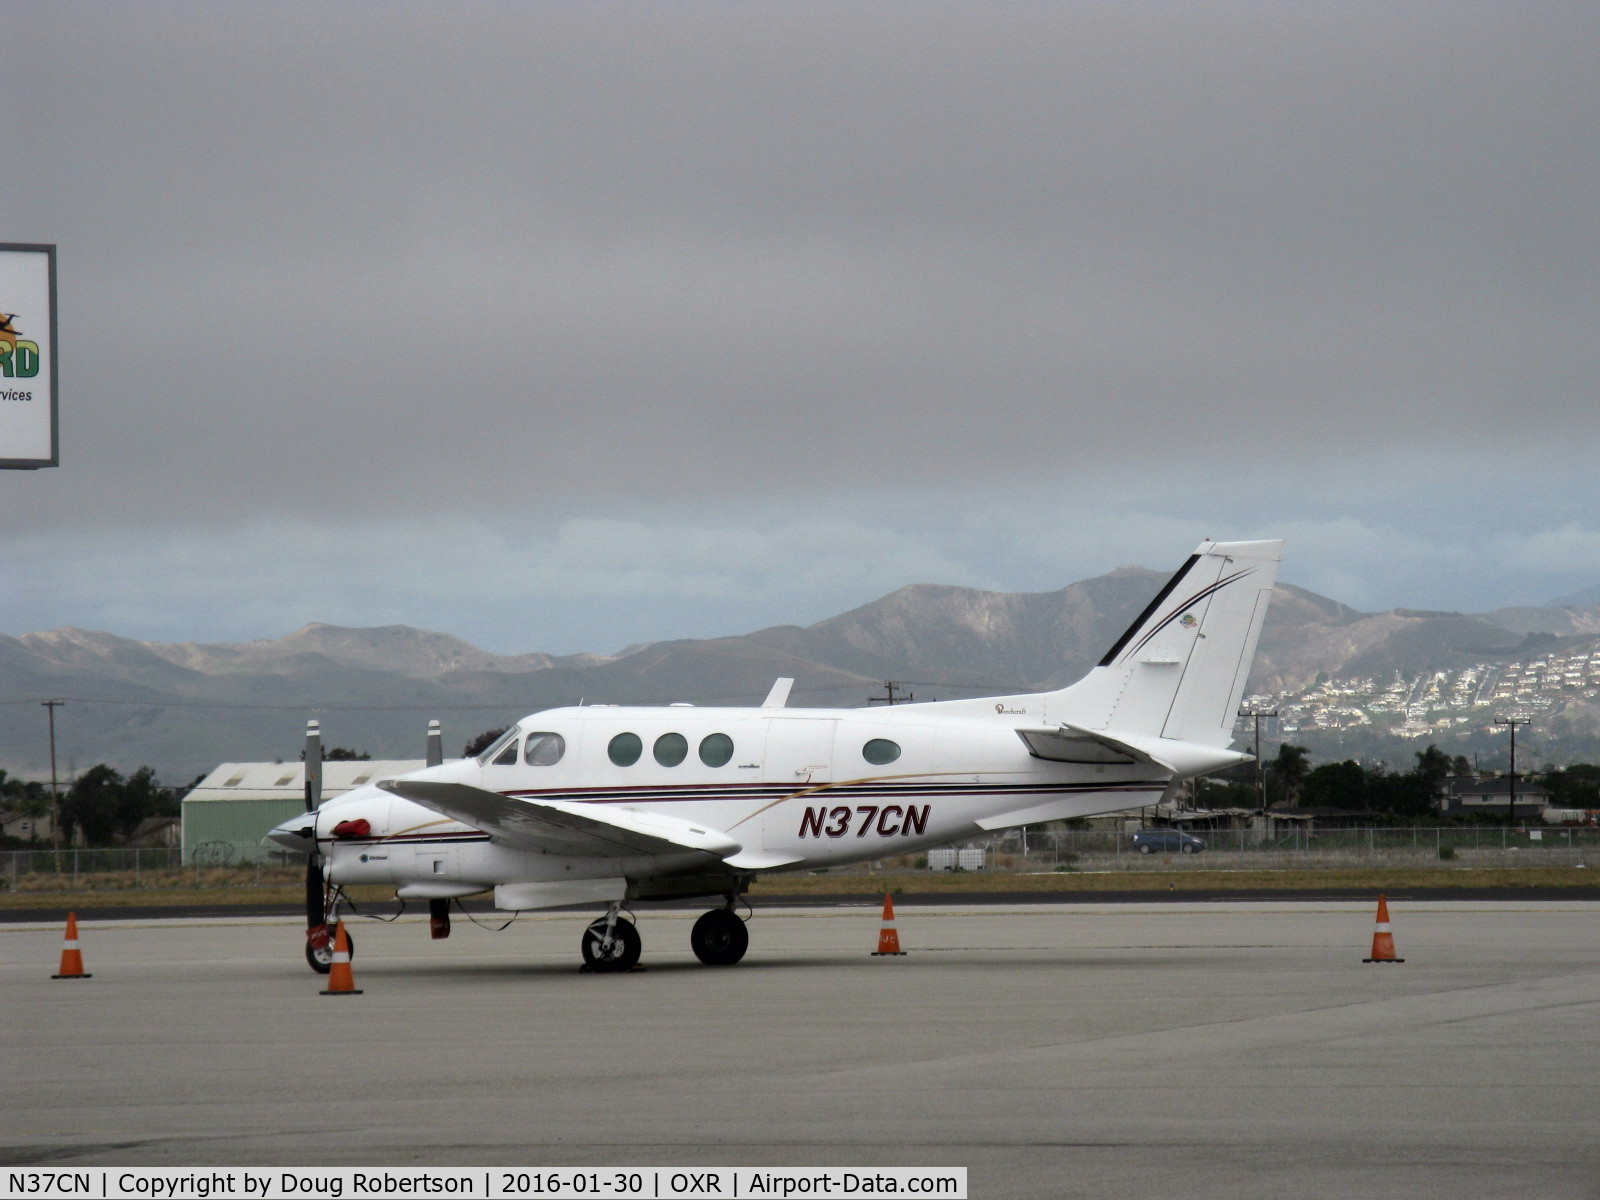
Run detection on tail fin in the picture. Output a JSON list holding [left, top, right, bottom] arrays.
[[1051, 539, 1281, 749]]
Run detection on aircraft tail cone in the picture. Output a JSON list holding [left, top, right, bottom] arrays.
[[319, 921, 364, 994], [52, 911, 92, 979], [1362, 894, 1405, 963], [871, 893, 906, 957]]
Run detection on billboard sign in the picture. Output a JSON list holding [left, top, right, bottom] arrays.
[[0, 243, 58, 469]]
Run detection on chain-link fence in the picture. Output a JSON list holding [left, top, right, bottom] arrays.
[[912, 825, 1600, 873], [0, 845, 304, 893], [2, 827, 1596, 893]]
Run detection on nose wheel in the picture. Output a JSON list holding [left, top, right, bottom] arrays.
[[690, 907, 748, 966], [305, 925, 353, 975], [581, 914, 641, 972]]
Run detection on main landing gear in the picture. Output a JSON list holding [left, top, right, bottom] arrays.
[[690, 905, 748, 966], [579, 896, 750, 971]]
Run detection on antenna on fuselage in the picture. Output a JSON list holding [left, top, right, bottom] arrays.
[[761, 678, 794, 708]]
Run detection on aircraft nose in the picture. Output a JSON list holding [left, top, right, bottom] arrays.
[[265, 812, 317, 853]]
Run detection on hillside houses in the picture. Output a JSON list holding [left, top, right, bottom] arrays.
[[1240, 637, 1600, 744]]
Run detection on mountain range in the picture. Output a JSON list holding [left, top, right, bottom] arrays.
[[3, 566, 1598, 780]]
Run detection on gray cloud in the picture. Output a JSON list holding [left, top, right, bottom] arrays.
[[2, 2, 1598, 650]]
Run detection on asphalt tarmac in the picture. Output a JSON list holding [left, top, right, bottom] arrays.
[[4, 901, 1598, 1199]]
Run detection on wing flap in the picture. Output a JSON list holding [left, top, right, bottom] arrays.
[[380, 780, 741, 859]]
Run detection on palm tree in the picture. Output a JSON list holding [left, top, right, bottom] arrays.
[[1268, 744, 1310, 807]]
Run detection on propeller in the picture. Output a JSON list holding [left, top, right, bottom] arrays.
[[303, 719, 332, 969]]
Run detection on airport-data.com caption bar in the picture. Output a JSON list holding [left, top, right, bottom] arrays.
[[8, 1169, 968, 1200]]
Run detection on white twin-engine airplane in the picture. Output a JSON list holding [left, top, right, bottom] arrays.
[[269, 538, 1281, 973]]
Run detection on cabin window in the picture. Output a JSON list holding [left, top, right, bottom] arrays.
[[699, 733, 734, 767], [608, 732, 642, 767], [477, 727, 520, 767], [862, 738, 902, 765], [524, 732, 565, 766], [653, 732, 688, 767]]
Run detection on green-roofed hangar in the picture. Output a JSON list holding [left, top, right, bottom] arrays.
[[182, 760, 424, 862]]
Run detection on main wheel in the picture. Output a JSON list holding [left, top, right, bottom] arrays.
[[581, 916, 641, 972], [690, 908, 749, 966], [304, 927, 352, 975]]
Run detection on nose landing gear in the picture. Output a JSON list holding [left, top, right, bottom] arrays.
[[581, 903, 642, 972]]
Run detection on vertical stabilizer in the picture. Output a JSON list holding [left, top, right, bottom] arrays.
[[1049, 539, 1282, 749]]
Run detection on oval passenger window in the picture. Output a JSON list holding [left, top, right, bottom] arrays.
[[698, 733, 734, 767], [608, 732, 642, 767], [653, 732, 688, 767], [862, 738, 902, 765]]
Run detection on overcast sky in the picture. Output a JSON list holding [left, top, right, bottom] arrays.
[[4, 2, 1598, 655]]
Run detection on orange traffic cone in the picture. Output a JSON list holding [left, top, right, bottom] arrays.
[[1362, 894, 1405, 963], [52, 911, 92, 979], [319, 920, 363, 995], [871, 893, 906, 956]]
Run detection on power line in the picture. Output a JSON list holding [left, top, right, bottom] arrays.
[[0, 678, 1027, 714]]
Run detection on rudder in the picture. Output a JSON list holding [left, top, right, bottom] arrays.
[[1053, 539, 1282, 748]]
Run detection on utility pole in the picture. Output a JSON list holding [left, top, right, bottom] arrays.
[[41, 699, 63, 872], [1239, 703, 1277, 811], [869, 681, 914, 706], [1494, 714, 1530, 825]]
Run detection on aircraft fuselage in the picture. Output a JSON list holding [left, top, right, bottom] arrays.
[[308, 703, 1168, 904]]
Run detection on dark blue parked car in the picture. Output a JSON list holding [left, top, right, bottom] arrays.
[[1131, 828, 1205, 855]]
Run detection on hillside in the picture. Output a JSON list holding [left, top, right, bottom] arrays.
[[3, 566, 1599, 780]]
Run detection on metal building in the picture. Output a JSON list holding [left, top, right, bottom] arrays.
[[181, 760, 424, 862]]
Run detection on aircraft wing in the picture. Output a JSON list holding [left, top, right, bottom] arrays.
[[379, 780, 742, 860]]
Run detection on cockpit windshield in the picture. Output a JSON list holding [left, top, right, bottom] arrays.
[[477, 726, 521, 767]]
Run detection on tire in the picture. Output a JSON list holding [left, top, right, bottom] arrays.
[[305, 927, 351, 975], [690, 908, 749, 966], [1137, 844, 1153, 855], [1181, 844, 1197, 855], [581, 916, 641, 972]]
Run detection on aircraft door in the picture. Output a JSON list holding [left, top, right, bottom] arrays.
[[759, 718, 838, 853]]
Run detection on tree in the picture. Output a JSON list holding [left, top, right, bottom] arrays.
[[1366, 768, 1435, 820], [1266, 744, 1310, 806], [1301, 761, 1368, 810], [61, 764, 125, 846], [1544, 764, 1600, 810], [1413, 745, 1454, 808], [463, 727, 507, 758], [115, 765, 176, 834], [55, 764, 177, 847]]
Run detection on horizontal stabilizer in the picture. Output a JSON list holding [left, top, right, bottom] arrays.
[[1016, 726, 1154, 766], [1018, 724, 1251, 776], [380, 779, 742, 860]]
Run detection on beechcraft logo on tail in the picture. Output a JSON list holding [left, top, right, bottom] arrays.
[[0, 311, 41, 400]]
